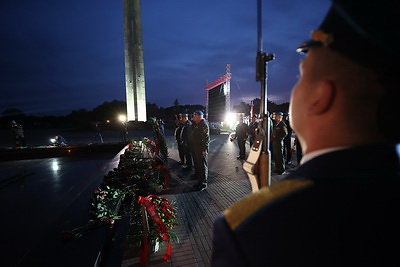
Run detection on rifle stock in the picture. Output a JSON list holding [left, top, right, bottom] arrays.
[[258, 152, 271, 188]]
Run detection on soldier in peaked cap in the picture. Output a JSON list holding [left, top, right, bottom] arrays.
[[189, 110, 210, 191], [271, 111, 288, 174], [212, 0, 400, 266]]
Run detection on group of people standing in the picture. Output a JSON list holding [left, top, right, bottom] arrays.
[[230, 116, 259, 160], [174, 110, 210, 191], [270, 111, 301, 175], [232, 112, 302, 175]]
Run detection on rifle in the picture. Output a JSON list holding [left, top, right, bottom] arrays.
[[243, 0, 274, 192]]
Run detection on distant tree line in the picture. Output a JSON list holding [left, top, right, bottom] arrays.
[[1, 98, 289, 130], [232, 98, 289, 116], [0, 100, 206, 130]]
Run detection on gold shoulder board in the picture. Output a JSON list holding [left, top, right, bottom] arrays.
[[224, 179, 313, 230]]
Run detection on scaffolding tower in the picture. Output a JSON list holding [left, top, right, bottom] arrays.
[[205, 64, 231, 122]]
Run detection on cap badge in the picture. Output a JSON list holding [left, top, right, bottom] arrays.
[[311, 30, 334, 47]]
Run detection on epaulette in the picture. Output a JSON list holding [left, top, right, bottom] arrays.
[[224, 179, 313, 231]]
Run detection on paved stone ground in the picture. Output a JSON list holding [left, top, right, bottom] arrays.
[[121, 133, 297, 267]]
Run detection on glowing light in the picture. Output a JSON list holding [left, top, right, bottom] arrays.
[[119, 115, 127, 122], [224, 113, 237, 128]]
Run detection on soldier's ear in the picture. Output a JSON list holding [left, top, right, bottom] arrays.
[[308, 80, 335, 115]]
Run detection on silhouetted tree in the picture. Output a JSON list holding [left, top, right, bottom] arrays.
[[146, 102, 160, 119], [91, 100, 127, 122], [233, 102, 250, 114], [2, 108, 26, 119]]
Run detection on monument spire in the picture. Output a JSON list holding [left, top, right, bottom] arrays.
[[123, 0, 146, 122]]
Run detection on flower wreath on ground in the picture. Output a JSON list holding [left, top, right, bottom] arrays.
[[61, 118, 177, 263]]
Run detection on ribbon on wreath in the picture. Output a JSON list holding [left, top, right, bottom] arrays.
[[138, 195, 173, 262], [139, 232, 149, 264], [155, 141, 160, 156]]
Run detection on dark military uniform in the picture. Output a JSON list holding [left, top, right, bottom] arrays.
[[235, 122, 249, 159], [212, 144, 400, 266], [283, 116, 293, 164], [189, 119, 210, 185], [248, 120, 258, 148], [272, 120, 288, 173], [269, 116, 276, 160], [180, 119, 193, 169], [174, 122, 185, 164]]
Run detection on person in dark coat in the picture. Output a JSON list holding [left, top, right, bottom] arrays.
[[271, 112, 288, 174], [211, 0, 400, 266], [283, 114, 293, 164], [248, 115, 258, 148], [10, 120, 26, 147], [174, 114, 185, 165], [269, 112, 277, 159], [234, 117, 249, 160], [189, 110, 210, 191], [180, 114, 193, 171]]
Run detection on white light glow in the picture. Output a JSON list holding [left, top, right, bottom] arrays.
[[51, 159, 60, 171], [225, 113, 236, 128], [119, 115, 127, 122]]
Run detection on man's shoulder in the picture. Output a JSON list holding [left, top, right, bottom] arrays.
[[223, 179, 313, 231], [199, 119, 210, 129]]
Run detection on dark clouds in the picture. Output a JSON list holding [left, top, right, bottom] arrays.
[[0, 0, 330, 116]]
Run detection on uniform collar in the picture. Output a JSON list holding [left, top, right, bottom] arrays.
[[300, 146, 349, 165]]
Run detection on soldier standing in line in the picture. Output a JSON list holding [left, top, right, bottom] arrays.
[[180, 114, 193, 171], [269, 112, 277, 160], [189, 110, 210, 191], [271, 112, 288, 174], [283, 114, 293, 165], [248, 115, 258, 148], [10, 120, 26, 147], [174, 114, 185, 165], [234, 117, 249, 160]]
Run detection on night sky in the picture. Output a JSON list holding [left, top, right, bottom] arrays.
[[0, 0, 330, 116]]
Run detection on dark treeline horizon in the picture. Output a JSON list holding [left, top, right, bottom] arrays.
[[1, 99, 289, 130]]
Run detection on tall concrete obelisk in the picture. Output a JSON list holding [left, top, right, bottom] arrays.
[[123, 0, 147, 122]]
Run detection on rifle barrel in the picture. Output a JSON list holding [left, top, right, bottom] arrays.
[[257, 0, 263, 52]]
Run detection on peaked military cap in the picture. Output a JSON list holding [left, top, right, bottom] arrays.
[[297, 0, 400, 73]]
